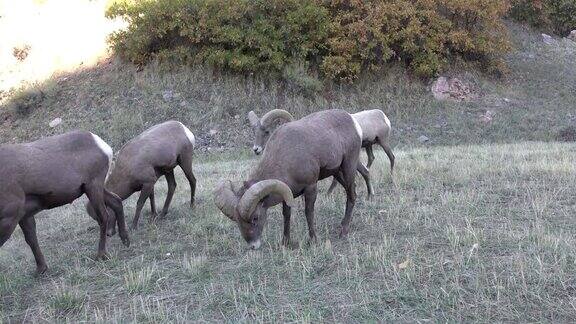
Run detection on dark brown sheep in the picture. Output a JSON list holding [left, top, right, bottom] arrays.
[[87, 121, 196, 231], [215, 109, 363, 249], [0, 131, 129, 275]]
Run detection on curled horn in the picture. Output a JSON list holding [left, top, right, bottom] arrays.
[[213, 180, 240, 221], [260, 109, 294, 129], [248, 111, 260, 127], [237, 179, 294, 220]]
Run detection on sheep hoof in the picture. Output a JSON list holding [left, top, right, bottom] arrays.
[[339, 227, 349, 238], [96, 252, 111, 261], [281, 237, 290, 247], [307, 236, 318, 246], [35, 265, 48, 277], [121, 236, 130, 247]]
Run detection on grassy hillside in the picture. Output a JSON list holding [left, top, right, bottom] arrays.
[[1, 142, 575, 322], [1, 22, 575, 151]]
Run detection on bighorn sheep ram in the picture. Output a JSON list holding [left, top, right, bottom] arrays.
[[248, 109, 294, 155], [215, 109, 366, 249], [249, 109, 394, 171], [327, 109, 395, 193], [87, 121, 197, 231], [0, 131, 130, 274], [248, 108, 394, 194]]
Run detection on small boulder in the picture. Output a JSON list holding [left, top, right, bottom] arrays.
[[162, 90, 174, 101], [209, 129, 218, 136], [479, 110, 494, 124], [557, 126, 576, 142], [542, 33, 555, 45], [568, 30, 576, 42], [431, 77, 475, 101], [49, 117, 62, 128], [417, 135, 430, 143]]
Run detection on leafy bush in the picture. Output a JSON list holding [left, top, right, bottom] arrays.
[[107, 0, 330, 73], [107, 0, 511, 81], [510, 0, 576, 36], [319, 0, 511, 80]]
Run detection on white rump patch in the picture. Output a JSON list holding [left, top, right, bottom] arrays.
[[351, 115, 364, 143], [91, 133, 113, 180], [178, 122, 196, 148], [379, 110, 391, 128]]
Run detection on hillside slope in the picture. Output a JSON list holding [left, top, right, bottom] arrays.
[[0, 23, 575, 151]]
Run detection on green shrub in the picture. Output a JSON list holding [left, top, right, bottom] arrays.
[[107, 0, 511, 81], [510, 0, 576, 36], [319, 0, 511, 80], [107, 0, 330, 73]]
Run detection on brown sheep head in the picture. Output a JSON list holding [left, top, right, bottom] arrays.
[[247, 109, 294, 155], [214, 179, 294, 249]]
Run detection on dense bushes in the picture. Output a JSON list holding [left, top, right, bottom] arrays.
[[107, 0, 511, 81], [510, 0, 576, 36]]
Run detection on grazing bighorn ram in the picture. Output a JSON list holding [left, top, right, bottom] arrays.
[[0, 131, 130, 274], [87, 121, 197, 231], [215, 109, 364, 249]]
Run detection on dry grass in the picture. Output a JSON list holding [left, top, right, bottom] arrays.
[[1, 142, 576, 322]]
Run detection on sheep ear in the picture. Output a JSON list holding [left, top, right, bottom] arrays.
[[248, 111, 260, 127]]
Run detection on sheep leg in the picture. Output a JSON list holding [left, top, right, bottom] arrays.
[[19, 216, 47, 275], [159, 171, 177, 218], [378, 138, 395, 177], [0, 212, 19, 247], [339, 161, 357, 238], [178, 151, 196, 208], [326, 177, 339, 195], [281, 202, 291, 247], [84, 184, 110, 260], [356, 163, 373, 198], [149, 188, 157, 217], [104, 190, 130, 247], [329, 163, 371, 196], [366, 145, 375, 169], [304, 184, 318, 243], [132, 183, 154, 230]]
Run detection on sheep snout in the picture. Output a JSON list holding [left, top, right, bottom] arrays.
[[248, 239, 262, 250]]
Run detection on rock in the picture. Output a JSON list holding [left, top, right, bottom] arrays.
[[556, 126, 576, 142], [179, 100, 188, 107], [542, 33, 554, 45], [49, 118, 62, 128], [431, 76, 475, 101], [209, 129, 218, 136], [568, 30, 576, 42], [417, 135, 430, 143], [479, 110, 494, 123], [12, 44, 30, 61], [162, 90, 173, 101]]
